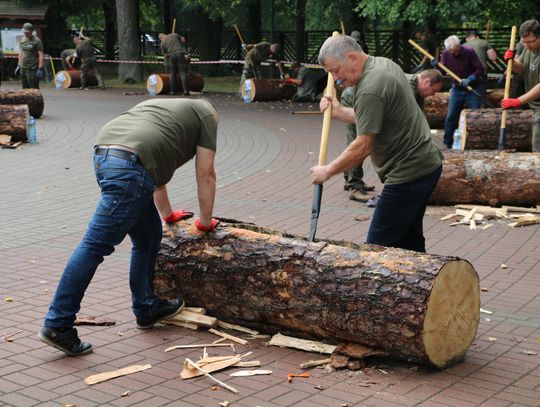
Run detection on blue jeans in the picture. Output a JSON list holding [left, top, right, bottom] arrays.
[[367, 165, 442, 252], [443, 84, 483, 147], [44, 149, 161, 328]]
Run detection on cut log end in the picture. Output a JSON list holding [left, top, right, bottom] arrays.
[[423, 260, 480, 368]]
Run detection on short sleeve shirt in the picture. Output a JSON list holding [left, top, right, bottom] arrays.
[[248, 42, 271, 66], [353, 56, 442, 184], [465, 38, 493, 71], [19, 36, 43, 69], [520, 48, 540, 111], [76, 39, 95, 60], [295, 66, 319, 98], [161, 33, 185, 55], [96, 99, 217, 186]]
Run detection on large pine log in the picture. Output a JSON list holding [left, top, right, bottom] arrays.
[[459, 109, 533, 151], [55, 70, 98, 90], [239, 79, 296, 102], [424, 90, 505, 129], [154, 220, 480, 369], [429, 151, 540, 206], [0, 104, 29, 142], [146, 73, 204, 94], [0, 89, 44, 118]]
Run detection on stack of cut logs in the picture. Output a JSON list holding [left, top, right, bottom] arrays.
[[0, 89, 44, 145]]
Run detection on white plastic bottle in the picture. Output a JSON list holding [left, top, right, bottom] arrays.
[[28, 116, 37, 144]]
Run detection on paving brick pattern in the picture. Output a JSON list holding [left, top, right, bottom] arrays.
[[0, 83, 539, 406]]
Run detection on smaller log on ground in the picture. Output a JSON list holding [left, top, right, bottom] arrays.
[[424, 90, 505, 129], [459, 109, 533, 151], [0, 89, 44, 118], [55, 70, 98, 90], [429, 150, 540, 206], [146, 73, 204, 95], [0, 104, 29, 142], [239, 79, 296, 102]]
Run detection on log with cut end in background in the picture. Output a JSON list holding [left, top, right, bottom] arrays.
[[424, 90, 505, 129], [239, 79, 296, 102], [459, 109, 533, 151], [0, 89, 44, 118], [55, 70, 98, 90], [154, 220, 480, 369], [429, 151, 540, 206], [146, 73, 204, 95], [0, 104, 29, 142]]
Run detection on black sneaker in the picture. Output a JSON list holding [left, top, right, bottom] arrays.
[[136, 298, 185, 329], [38, 327, 93, 356]]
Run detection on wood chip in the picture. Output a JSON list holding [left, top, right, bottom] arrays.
[[335, 343, 387, 359], [164, 343, 233, 352], [501, 264, 508, 269], [502, 205, 539, 214], [440, 213, 458, 221], [121, 390, 131, 397], [0, 134, 12, 143], [2, 329, 23, 342], [521, 350, 537, 355], [85, 364, 151, 385], [354, 215, 370, 222], [480, 308, 493, 315], [481, 224, 494, 230], [229, 369, 272, 377], [209, 328, 248, 345], [300, 358, 332, 369], [469, 219, 476, 230], [184, 358, 239, 394], [219, 401, 230, 407], [480, 287, 489, 292], [164, 310, 217, 328], [269, 333, 336, 354], [181, 356, 241, 379], [75, 316, 116, 326], [217, 320, 259, 335], [488, 337, 497, 342], [330, 353, 349, 369]]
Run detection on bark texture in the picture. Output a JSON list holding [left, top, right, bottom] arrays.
[[460, 109, 533, 151], [55, 70, 98, 90], [429, 151, 540, 206], [116, 0, 142, 82], [0, 89, 44, 118], [147, 73, 204, 94], [154, 220, 480, 369], [0, 104, 29, 142], [240, 79, 296, 102]]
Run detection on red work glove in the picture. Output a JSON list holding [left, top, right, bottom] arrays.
[[195, 218, 220, 232], [286, 77, 295, 84], [501, 98, 521, 109], [504, 49, 515, 62], [163, 210, 194, 223]]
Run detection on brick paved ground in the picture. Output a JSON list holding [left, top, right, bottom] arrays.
[[0, 83, 538, 407]]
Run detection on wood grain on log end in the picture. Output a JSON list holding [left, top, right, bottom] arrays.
[[154, 220, 480, 369]]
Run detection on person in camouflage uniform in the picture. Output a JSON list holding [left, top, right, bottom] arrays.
[[16, 23, 44, 89], [69, 34, 105, 90]]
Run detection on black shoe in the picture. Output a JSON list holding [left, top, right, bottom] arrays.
[[136, 298, 185, 329], [38, 327, 93, 356]]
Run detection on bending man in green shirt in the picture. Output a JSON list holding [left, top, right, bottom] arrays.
[[39, 98, 220, 356], [312, 35, 443, 252]]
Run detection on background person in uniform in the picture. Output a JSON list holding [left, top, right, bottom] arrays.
[[406, 69, 445, 111], [413, 27, 440, 72], [159, 33, 190, 95], [465, 30, 497, 73], [241, 42, 284, 83], [69, 34, 105, 90], [502, 19, 540, 152], [38, 98, 220, 356], [313, 35, 442, 252], [60, 47, 76, 70], [441, 35, 484, 148], [286, 61, 325, 102], [16, 23, 44, 89]]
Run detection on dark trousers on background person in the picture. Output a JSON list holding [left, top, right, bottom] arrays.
[[80, 57, 104, 89], [21, 67, 39, 89], [366, 165, 442, 252], [443, 84, 483, 148], [167, 51, 189, 95]]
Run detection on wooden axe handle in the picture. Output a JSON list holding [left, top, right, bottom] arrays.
[[501, 26, 518, 129]]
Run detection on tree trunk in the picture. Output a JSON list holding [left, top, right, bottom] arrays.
[[0, 89, 44, 118], [0, 104, 29, 142], [294, 0, 306, 62], [146, 73, 204, 94], [460, 109, 533, 151], [154, 220, 480, 369], [162, 0, 171, 33], [246, 0, 262, 44], [55, 70, 98, 90], [240, 79, 296, 102], [103, 0, 117, 61], [429, 151, 540, 206], [116, 0, 142, 83], [197, 11, 222, 61], [424, 90, 506, 129]]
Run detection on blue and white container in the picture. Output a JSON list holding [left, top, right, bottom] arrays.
[[28, 116, 37, 144]]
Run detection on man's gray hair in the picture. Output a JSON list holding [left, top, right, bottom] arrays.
[[318, 35, 363, 65], [444, 35, 460, 49]]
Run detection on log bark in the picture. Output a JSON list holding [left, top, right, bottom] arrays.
[[154, 220, 480, 369], [0, 89, 44, 118], [429, 151, 540, 206], [459, 109, 533, 151], [0, 104, 29, 142], [424, 90, 505, 129], [239, 79, 296, 102], [146, 73, 204, 95], [55, 70, 98, 90]]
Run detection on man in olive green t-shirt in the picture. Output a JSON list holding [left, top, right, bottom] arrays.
[[241, 41, 284, 83], [17, 22, 44, 89], [69, 34, 105, 90], [502, 19, 540, 152], [39, 98, 220, 356], [159, 33, 189, 95], [313, 35, 443, 252]]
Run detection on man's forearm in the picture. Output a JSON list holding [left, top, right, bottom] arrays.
[[327, 135, 374, 176], [518, 83, 540, 105], [197, 172, 216, 225], [38, 51, 44, 68]]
